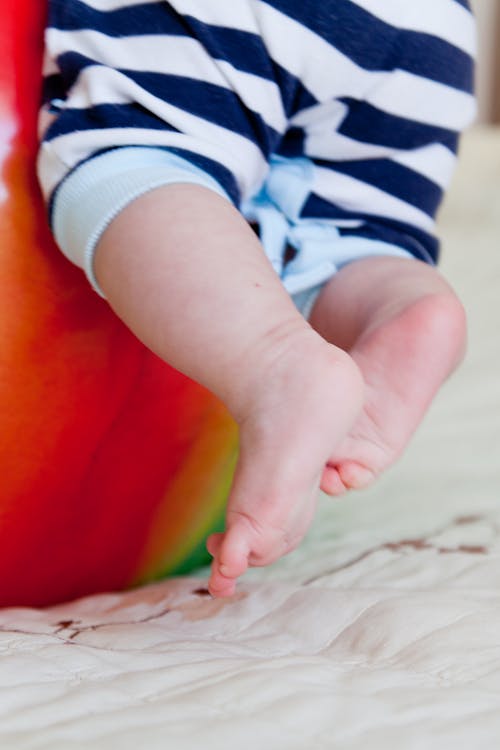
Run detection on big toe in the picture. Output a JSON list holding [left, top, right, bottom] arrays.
[[207, 524, 251, 596], [320, 465, 348, 496], [321, 461, 375, 494]]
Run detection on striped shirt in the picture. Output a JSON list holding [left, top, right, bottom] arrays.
[[38, 0, 476, 291]]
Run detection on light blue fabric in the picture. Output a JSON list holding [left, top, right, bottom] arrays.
[[242, 154, 413, 304]]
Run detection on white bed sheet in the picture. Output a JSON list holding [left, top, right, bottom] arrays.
[[0, 127, 499, 750]]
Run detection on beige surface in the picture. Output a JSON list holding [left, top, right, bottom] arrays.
[[471, 0, 500, 122], [0, 127, 499, 750]]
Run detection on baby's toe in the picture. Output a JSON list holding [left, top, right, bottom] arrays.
[[208, 524, 251, 597], [218, 525, 251, 577], [320, 465, 348, 496], [337, 460, 376, 490], [321, 460, 376, 495], [208, 561, 237, 597]]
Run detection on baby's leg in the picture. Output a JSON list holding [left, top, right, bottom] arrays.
[[93, 184, 364, 597], [308, 256, 467, 494]]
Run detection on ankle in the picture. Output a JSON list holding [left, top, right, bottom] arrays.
[[221, 315, 314, 421], [227, 319, 363, 428]]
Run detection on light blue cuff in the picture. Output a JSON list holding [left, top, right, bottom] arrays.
[[51, 147, 231, 296], [283, 229, 413, 295]]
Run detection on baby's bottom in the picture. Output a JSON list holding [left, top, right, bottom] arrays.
[[93, 184, 466, 597]]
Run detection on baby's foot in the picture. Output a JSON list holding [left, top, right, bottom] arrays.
[[207, 333, 364, 597], [321, 293, 466, 494]]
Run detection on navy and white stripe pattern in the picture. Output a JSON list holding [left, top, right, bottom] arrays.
[[38, 0, 476, 294]]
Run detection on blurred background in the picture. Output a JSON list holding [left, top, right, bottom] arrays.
[[471, 0, 500, 122]]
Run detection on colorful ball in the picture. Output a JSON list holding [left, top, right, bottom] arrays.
[[0, 1, 236, 607]]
